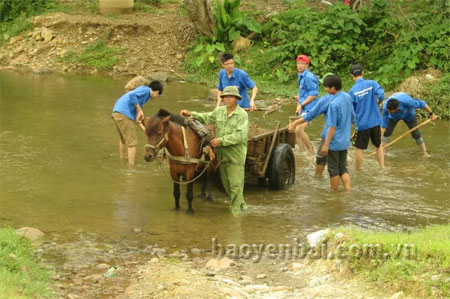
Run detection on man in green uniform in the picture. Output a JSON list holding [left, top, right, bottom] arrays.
[[180, 86, 249, 215]]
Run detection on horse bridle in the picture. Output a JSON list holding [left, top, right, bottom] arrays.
[[144, 132, 168, 155]]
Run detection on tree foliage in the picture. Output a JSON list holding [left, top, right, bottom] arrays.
[[0, 0, 48, 22]]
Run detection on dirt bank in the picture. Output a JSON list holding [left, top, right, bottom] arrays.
[[0, 5, 194, 79]]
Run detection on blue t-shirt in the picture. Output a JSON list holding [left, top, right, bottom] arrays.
[[324, 91, 355, 151], [217, 68, 256, 108], [348, 78, 385, 131], [297, 69, 319, 111], [381, 92, 426, 128], [303, 93, 334, 137], [112, 86, 152, 121]]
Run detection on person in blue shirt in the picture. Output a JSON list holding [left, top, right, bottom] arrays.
[[294, 54, 319, 153], [381, 92, 437, 157], [288, 73, 334, 177], [348, 64, 385, 170], [216, 53, 258, 111], [112, 80, 163, 165], [321, 74, 355, 191]]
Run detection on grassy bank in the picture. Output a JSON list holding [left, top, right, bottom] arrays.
[[0, 228, 53, 298], [331, 225, 450, 298]]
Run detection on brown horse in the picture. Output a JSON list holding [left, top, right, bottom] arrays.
[[143, 109, 213, 213]]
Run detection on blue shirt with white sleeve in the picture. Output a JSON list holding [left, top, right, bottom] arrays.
[[298, 69, 319, 111], [381, 92, 426, 128], [324, 91, 355, 151], [348, 78, 385, 130], [113, 86, 152, 121], [218, 68, 256, 108]]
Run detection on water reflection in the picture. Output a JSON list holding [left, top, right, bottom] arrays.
[[0, 70, 449, 251]]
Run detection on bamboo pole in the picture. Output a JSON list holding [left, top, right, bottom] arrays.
[[368, 119, 432, 157]]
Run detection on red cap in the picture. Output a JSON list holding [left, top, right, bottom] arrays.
[[296, 54, 310, 64]]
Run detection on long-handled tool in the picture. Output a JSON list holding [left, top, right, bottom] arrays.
[[368, 119, 432, 157]]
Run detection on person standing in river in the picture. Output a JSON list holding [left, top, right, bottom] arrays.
[[112, 80, 163, 165], [348, 64, 386, 170], [321, 74, 355, 191], [294, 54, 319, 153], [288, 73, 334, 177], [181, 86, 249, 215], [216, 53, 258, 111], [381, 92, 437, 157]]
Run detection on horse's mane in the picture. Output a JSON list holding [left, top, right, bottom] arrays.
[[146, 109, 187, 136]]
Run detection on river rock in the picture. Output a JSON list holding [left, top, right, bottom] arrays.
[[232, 36, 251, 52], [256, 274, 266, 279], [15, 227, 44, 241], [13, 46, 23, 54], [307, 228, 330, 247], [41, 27, 53, 43], [96, 263, 110, 270], [124, 75, 149, 91], [191, 248, 202, 255], [205, 257, 236, 270], [207, 88, 219, 101], [146, 71, 169, 82]]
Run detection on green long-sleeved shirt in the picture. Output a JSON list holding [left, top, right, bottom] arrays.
[[192, 106, 248, 165]]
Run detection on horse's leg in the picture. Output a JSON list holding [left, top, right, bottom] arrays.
[[173, 180, 181, 210], [206, 170, 213, 202], [200, 171, 207, 198], [186, 182, 194, 214]]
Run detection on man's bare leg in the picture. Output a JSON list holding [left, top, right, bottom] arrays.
[[341, 173, 351, 191], [315, 164, 325, 177], [355, 148, 364, 171], [127, 146, 136, 165], [420, 143, 430, 157], [375, 146, 385, 169], [330, 175, 340, 191], [295, 122, 313, 153], [119, 140, 127, 159]]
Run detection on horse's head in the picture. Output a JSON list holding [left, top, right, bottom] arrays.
[[143, 109, 171, 162]]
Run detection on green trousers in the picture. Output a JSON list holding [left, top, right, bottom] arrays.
[[219, 163, 248, 214]]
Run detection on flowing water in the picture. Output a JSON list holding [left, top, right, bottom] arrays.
[[1, 70, 449, 251]]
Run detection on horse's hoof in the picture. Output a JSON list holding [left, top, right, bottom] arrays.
[[187, 209, 195, 214], [206, 196, 213, 202], [199, 193, 206, 198], [174, 206, 181, 211]]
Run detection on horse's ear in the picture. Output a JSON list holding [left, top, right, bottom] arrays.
[[162, 116, 171, 124], [158, 109, 171, 118]]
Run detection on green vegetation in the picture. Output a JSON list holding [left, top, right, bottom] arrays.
[[0, 228, 53, 298], [184, 0, 450, 116], [61, 37, 121, 71], [332, 225, 450, 297], [0, 0, 48, 42]]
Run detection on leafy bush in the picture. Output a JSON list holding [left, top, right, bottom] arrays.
[[260, 0, 449, 89], [185, 0, 262, 70], [0, 0, 48, 22]]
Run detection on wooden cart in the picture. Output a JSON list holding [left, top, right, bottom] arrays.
[[245, 123, 296, 189]]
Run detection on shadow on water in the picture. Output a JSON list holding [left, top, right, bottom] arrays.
[[1, 70, 449, 253]]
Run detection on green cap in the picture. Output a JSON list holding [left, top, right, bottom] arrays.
[[220, 86, 241, 99], [319, 72, 334, 84]]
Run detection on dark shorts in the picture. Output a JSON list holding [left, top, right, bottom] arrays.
[[327, 150, 348, 178], [354, 126, 381, 149], [316, 138, 327, 165], [383, 118, 421, 140]]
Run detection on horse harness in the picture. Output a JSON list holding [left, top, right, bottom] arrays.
[[145, 126, 215, 185]]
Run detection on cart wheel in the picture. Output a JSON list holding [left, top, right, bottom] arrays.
[[267, 144, 295, 190]]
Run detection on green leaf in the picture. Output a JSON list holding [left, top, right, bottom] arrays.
[[194, 44, 204, 52], [229, 27, 240, 41], [214, 42, 226, 52]]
